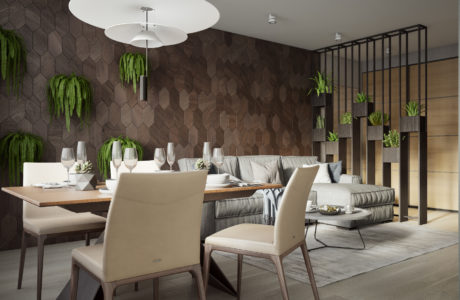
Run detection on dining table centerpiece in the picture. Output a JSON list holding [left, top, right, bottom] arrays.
[[74, 161, 96, 191]]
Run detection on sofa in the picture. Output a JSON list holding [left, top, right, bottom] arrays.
[[178, 155, 395, 239]]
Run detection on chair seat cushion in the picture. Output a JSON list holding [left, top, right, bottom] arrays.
[[205, 223, 279, 255], [72, 244, 104, 280], [24, 212, 106, 235]]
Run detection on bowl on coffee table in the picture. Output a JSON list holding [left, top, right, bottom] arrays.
[[318, 205, 342, 215]]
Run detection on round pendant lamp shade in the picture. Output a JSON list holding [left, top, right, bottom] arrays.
[[105, 23, 188, 48], [68, 0, 220, 33]]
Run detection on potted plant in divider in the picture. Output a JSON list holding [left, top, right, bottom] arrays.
[[367, 111, 390, 141], [338, 112, 353, 138], [382, 129, 401, 163], [74, 161, 97, 191], [308, 71, 333, 107], [400, 101, 425, 132], [312, 115, 326, 141], [325, 131, 339, 155], [352, 92, 374, 118]]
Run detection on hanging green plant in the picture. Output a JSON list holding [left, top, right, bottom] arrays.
[[47, 74, 92, 132], [0, 132, 43, 185], [0, 26, 27, 98], [97, 136, 144, 180], [119, 52, 147, 93]]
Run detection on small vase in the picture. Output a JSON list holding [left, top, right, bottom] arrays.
[[74, 173, 96, 191]]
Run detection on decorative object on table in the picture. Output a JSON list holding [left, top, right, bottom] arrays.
[[123, 148, 138, 173], [0, 132, 43, 185], [212, 148, 224, 174], [0, 26, 27, 98], [61, 147, 75, 183], [97, 136, 143, 179], [318, 205, 341, 215], [119, 52, 147, 94], [111, 141, 122, 179], [74, 161, 96, 191], [47, 74, 92, 132], [167, 142, 175, 170], [76, 141, 87, 164], [352, 92, 374, 117], [154, 147, 166, 169], [194, 158, 211, 171], [383, 129, 402, 163]]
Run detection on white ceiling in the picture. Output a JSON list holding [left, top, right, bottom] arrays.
[[209, 0, 458, 51]]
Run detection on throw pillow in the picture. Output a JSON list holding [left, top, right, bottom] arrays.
[[328, 161, 342, 183], [304, 163, 331, 183], [251, 160, 282, 184]]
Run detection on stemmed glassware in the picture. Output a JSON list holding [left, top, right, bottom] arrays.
[[112, 141, 122, 179], [203, 142, 211, 168], [167, 143, 175, 171], [76, 141, 87, 164], [154, 148, 166, 170], [61, 148, 75, 183], [212, 148, 224, 174], [123, 148, 138, 173]]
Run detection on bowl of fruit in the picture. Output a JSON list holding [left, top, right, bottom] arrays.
[[318, 205, 341, 215]]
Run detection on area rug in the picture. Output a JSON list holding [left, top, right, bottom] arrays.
[[215, 222, 458, 287]]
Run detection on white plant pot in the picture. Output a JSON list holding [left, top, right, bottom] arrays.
[[74, 173, 96, 191]]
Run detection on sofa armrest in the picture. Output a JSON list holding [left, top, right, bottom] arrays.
[[339, 174, 362, 184]]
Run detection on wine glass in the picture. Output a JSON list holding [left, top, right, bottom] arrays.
[[154, 148, 166, 170], [76, 141, 87, 164], [212, 148, 224, 174], [61, 148, 75, 183], [123, 148, 138, 173], [167, 143, 175, 171], [112, 141, 122, 179], [203, 142, 211, 168]]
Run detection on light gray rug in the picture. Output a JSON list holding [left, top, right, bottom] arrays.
[[215, 222, 458, 287]]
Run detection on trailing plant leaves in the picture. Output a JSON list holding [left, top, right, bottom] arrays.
[[97, 136, 144, 180], [119, 52, 147, 94], [47, 74, 92, 132], [0, 132, 43, 186], [0, 26, 27, 98]]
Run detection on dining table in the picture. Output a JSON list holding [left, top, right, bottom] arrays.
[[2, 182, 282, 299]]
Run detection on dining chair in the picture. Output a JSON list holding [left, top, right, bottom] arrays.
[[110, 160, 160, 179], [70, 170, 208, 300], [20, 162, 106, 300], [203, 166, 320, 300]]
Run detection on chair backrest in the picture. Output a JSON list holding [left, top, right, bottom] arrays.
[[102, 171, 208, 282], [110, 160, 160, 179], [274, 166, 318, 254], [22, 163, 70, 218]]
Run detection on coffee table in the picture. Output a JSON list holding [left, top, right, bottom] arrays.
[[305, 208, 371, 251]]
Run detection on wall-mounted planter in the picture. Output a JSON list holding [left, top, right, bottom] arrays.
[[400, 116, 426, 133], [311, 94, 332, 107], [382, 147, 400, 163], [338, 124, 352, 138], [352, 102, 374, 118], [367, 125, 389, 141], [324, 141, 339, 155], [313, 128, 326, 142]]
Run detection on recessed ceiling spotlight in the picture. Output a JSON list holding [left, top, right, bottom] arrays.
[[335, 32, 342, 42], [268, 13, 277, 24]]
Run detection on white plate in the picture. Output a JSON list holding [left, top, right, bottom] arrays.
[[32, 182, 66, 189], [98, 188, 112, 194], [205, 183, 233, 189]]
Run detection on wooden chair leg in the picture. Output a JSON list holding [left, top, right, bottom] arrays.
[[300, 242, 320, 300], [101, 282, 115, 300], [237, 254, 243, 299], [17, 230, 27, 289], [85, 233, 90, 246], [190, 265, 205, 300], [37, 235, 46, 300], [271, 255, 289, 300], [134, 282, 139, 291], [70, 260, 79, 300], [202, 244, 212, 291], [153, 278, 159, 300]]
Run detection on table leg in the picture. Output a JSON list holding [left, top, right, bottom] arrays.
[[307, 221, 366, 251]]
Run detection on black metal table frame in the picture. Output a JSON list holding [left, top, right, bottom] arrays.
[[305, 220, 366, 251]]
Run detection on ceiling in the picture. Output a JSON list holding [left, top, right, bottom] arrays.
[[208, 0, 458, 52]]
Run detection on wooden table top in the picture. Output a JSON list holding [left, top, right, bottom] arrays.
[[1, 183, 283, 208]]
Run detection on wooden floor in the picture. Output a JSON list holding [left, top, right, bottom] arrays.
[[0, 208, 458, 300]]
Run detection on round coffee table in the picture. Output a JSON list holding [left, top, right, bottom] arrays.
[[305, 208, 372, 251]]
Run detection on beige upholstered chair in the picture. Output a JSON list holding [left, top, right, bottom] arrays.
[[110, 160, 159, 179], [19, 163, 106, 300], [70, 171, 208, 300], [203, 166, 320, 300]]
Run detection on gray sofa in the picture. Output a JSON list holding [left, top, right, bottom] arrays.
[[178, 155, 395, 238]]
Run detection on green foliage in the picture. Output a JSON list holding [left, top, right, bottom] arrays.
[[119, 52, 147, 93], [355, 92, 371, 103], [383, 129, 401, 148], [368, 111, 389, 126], [340, 112, 352, 125], [327, 131, 338, 142], [0, 132, 43, 185], [47, 74, 92, 132], [315, 115, 325, 129], [0, 26, 27, 98], [75, 161, 94, 174], [97, 136, 144, 180], [405, 101, 422, 116], [307, 71, 332, 96]]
